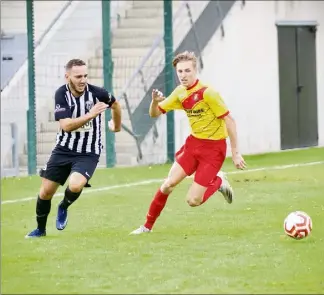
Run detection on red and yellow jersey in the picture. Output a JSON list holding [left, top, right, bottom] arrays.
[[158, 79, 229, 140]]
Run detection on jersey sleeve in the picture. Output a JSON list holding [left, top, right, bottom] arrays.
[[203, 87, 229, 118], [158, 87, 183, 113], [54, 89, 72, 121], [93, 86, 116, 108]]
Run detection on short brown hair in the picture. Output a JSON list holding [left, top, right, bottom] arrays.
[[172, 51, 197, 68], [65, 59, 86, 70]]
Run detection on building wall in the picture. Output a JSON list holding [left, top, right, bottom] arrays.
[[175, 1, 324, 155]]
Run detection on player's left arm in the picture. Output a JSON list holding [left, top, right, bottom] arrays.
[[109, 100, 122, 132], [93, 85, 121, 132], [223, 114, 246, 169], [204, 88, 246, 169]]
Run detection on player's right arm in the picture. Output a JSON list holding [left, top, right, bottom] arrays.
[[54, 89, 107, 132], [149, 88, 183, 118]]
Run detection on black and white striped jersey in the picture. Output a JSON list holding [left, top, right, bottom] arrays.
[[53, 83, 116, 155]]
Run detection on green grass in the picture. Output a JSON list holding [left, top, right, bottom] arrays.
[[1, 147, 324, 294]]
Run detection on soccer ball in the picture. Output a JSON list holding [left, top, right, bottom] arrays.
[[283, 211, 312, 239]]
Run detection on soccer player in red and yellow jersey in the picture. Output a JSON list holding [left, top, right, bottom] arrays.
[[130, 51, 246, 235]]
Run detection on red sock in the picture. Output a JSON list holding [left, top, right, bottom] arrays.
[[201, 176, 222, 204], [144, 189, 169, 230]]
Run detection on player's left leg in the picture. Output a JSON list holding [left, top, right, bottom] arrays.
[[217, 171, 234, 204], [56, 155, 99, 230], [25, 151, 71, 238], [186, 162, 223, 207], [201, 139, 234, 204], [186, 172, 233, 206]]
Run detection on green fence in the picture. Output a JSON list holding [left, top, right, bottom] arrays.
[[1, 0, 230, 176]]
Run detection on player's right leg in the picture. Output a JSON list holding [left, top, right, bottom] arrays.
[[130, 139, 198, 235], [130, 161, 188, 235], [25, 152, 71, 238], [25, 178, 60, 238]]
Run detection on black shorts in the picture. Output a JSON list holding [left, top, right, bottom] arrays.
[[40, 146, 100, 186]]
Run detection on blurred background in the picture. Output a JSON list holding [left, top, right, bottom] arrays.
[[1, 0, 323, 178]]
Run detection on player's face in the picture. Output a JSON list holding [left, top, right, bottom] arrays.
[[66, 65, 88, 95], [176, 61, 197, 88]]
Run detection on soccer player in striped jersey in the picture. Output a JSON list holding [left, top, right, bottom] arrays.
[[26, 59, 122, 238], [130, 51, 246, 235]]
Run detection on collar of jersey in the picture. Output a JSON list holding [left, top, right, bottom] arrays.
[[186, 79, 199, 91]]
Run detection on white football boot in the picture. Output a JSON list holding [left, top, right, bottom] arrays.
[[129, 225, 151, 235], [217, 171, 234, 204]]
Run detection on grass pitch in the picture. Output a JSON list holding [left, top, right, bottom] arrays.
[[1, 147, 324, 294]]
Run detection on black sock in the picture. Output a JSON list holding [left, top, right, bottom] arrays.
[[60, 187, 82, 210], [36, 196, 51, 232]]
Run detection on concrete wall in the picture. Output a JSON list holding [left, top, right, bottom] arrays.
[[175, 0, 324, 155]]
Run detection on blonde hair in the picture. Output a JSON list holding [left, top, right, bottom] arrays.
[[172, 51, 197, 68]]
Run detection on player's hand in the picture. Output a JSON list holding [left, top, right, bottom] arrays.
[[152, 89, 165, 102], [88, 102, 108, 119], [108, 120, 121, 132], [232, 153, 246, 170]]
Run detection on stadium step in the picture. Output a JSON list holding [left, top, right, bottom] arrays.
[[24, 142, 56, 155], [19, 154, 49, 168], [112, 28, 160, 39], [125, 7, 163, 19], [88, 76, 151, 96], [88, 63, 139, 80], [37, 132, 57, 143], [89, 65, 160, 84], [102, 47, 152, 58], [84, 0, 168, 167], [37, 121, 59, 133], [118, 18, 163, 29], [1, 1, 70, 43], [112, 37, 157, 49], [132, 1, 163, 8], [25, 137, 136, 156]]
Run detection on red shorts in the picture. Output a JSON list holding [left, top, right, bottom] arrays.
[[175, 135, 227, 187]]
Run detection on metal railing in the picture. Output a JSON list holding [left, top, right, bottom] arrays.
[[119, 1, 208, 162], [185, 2, 204, 70], [35, 1, 73, 48], [1, 1, 73, 91], [216, 1, 225, 37], [1, 123, 19, 178]]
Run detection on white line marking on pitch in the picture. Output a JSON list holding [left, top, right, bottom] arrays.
[[2, 161, 323, 205]]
